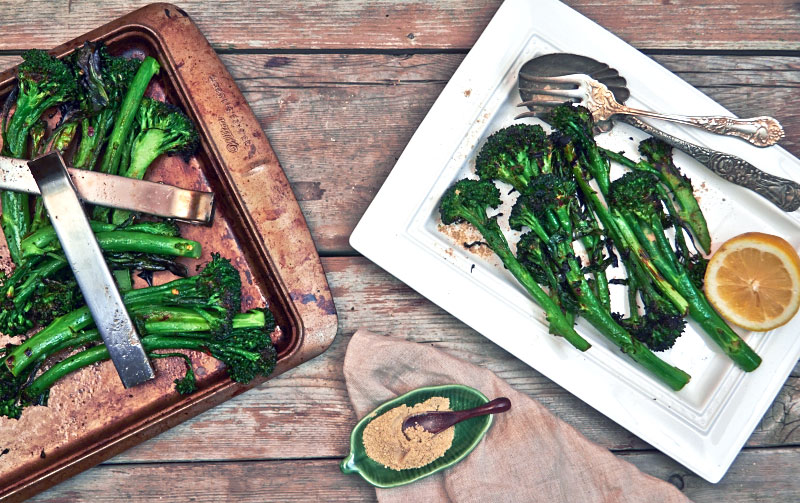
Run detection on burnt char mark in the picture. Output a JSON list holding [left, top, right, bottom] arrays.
[[265, 56, 292, 69], [463, 241, 487, 249]]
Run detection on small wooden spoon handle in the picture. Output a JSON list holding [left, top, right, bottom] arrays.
[[454, 397, 511, 423], [403, 397, 512, 435]]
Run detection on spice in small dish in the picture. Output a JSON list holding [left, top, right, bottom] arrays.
[[362, 396, 455, 470]]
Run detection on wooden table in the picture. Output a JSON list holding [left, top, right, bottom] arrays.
[[1, 1, 799, 501]]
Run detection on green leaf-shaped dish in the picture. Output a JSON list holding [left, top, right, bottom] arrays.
[[340, 384, 493, 488]]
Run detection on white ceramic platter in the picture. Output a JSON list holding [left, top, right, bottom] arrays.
[[350, 0, 800, 483]]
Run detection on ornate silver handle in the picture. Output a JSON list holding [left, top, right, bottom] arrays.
[[621, 116, 800, 212], [612, 104, 784, 148]]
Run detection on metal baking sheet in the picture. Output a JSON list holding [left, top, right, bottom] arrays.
[[0, 4, 337, 501]]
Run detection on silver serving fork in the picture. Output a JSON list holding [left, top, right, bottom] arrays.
[[516, 73, 784, 148]]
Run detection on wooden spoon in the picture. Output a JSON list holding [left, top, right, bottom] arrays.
[[402, 397, 511, 436]]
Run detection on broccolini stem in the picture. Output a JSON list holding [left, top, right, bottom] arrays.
[[1, 191, 29, 265], [6, 256, 67, 306], [98, 131, 138, 222], [5, 307, 93, 376], [99, 57, 159, 176], [603, 148, 711, 254], [552, 233, 690, 390], [73, 108, 113, 170], [30, 197, 47, 234], [24, 335, 256, 397], [22, 220, 180, 254], [93, 231, 201, 258], [578, 301, 690, 390], [22, 230, 201, 260], [653, 183, 694, 261], [42, 312, 266, 356], [134, 307, 264, 334], [594, 271, 611, 313], [616, 211, 761, 371], [475, 219, 591, 351], [114, 269, 133, 292]]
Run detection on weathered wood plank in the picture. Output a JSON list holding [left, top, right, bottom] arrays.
[[230, 53, 800, 253], [0, 1, 798, 51], [619, 447, 800, 502], [69, 256, 800, 466], [29, 459, 376, 503], [1, 54, 797, 253], [28, 447, 800, 503]]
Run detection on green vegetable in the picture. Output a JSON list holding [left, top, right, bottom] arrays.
[[509, 174, 690, 390], [608, 171, 761, 371], [112, 97, 198, 224], [3, 254, 239, 377], [439, 178, 591, 352], [98, 56, 160, 176]]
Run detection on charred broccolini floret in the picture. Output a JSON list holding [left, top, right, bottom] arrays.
[[124, 97, 199, 179], [546, 104, 611, 195], [1, 50, 78, 158], [509, 176, 690, 390], [608, 171, 760, 371], [0, 50, 78, 265], [440, 178, 591, 351], [71, 43, 142, 171], [475, 123, 549, 189], [110, 97, 199, 224]]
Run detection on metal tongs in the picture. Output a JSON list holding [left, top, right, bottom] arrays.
[[19, 152, 215, 388], [0, 154, 214, 223]]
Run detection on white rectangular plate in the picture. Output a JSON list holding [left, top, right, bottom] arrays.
[[350, 0, 800, 483]]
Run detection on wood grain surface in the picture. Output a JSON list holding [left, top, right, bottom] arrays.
[[1, 0, 799, 501], [0, 1, 798, 51]]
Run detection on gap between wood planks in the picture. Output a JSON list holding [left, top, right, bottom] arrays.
[[2, 48, 800, 57]]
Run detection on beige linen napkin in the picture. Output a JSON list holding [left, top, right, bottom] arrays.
[[343, 329, 692, 503]]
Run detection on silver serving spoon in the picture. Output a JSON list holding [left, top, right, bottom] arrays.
[[402, 397, 511, 436], [517, 53, 800, 212]]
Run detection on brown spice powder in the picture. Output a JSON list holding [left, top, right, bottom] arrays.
[[362, 396, 455, 470], [437, 223, 495, 260]]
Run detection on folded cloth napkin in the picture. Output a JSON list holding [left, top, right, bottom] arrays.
[[343, 329, 692, 503]]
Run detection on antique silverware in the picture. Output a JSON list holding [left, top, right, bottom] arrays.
[[517, 53, 799, 211], [620, 116, 800, 211], [517, 73, 784, 148], [517, 54, 628, 134], [28, 152, 155, 388], [0, 155, 214, 223]]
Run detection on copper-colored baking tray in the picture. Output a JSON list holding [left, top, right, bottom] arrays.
[[0, 4, 338, 501]]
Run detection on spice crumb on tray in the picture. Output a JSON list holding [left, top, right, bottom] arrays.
[[362, 397, 455, 470], [437, 223, 495, 260]]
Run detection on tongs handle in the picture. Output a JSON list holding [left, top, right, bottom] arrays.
[[28, 152, 155, 388], [0, 156, 214, 223]]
